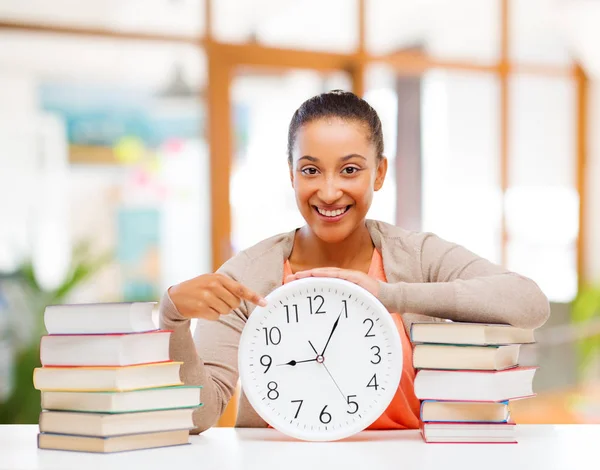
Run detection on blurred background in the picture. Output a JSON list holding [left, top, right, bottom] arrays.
[[1, 0, 600, 427]]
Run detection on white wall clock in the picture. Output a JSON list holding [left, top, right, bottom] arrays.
[[238, 277, 403, 441]]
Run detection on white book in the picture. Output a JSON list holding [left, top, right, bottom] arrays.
[[421, 422, 516, 443], [44, 302, 157, 335], [412, 344, 520, 370], [37, 429, 189, 453], [39, 408, 197, 437], [33, 362, 183, 392], [410, 322, 535, 345], [414, 367, 537, 402], [40, 331, 170, 366], [420, 400, 510, 423]]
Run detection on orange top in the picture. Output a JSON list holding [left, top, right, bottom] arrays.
[[283, 249, 421, 430]]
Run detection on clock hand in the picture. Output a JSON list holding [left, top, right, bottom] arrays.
[[320, 308, 343, 357], [276, 358, 317, 367], [322, 363, 346, 402], [278, 342, 323, 367], [311, 338, 346, 401]]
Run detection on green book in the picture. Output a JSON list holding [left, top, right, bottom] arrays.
[[41, 385, 203, 413]]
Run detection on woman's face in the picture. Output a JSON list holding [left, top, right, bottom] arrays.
[[289, 117, 387, 244]]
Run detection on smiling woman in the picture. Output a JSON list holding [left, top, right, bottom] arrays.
[[286, 91, 387, 266], [160, 90, 551, 435]]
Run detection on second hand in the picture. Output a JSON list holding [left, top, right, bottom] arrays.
[[309, 340, 346, 402], [322, 363, 346, 402]]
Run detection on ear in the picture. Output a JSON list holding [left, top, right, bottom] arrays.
[[374, 156, 388, 191]]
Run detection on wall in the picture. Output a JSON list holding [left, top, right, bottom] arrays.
[[586, 81, 600, 285]]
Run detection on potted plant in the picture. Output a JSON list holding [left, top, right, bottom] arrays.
[[571, 284, 600, 380], [0, 242, 112, 424]]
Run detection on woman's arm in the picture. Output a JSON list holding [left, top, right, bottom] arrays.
[[159, 294, 244, 433], [378, 232, 550, 329], [159, 256, 252, 434]]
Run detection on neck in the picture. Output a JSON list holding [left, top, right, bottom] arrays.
[[290, 221, 374, 271]]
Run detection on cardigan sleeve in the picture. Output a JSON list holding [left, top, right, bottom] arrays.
[[159, 253, 250, 434], [378, 232, 550, 329]]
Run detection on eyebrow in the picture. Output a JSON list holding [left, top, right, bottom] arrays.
[[298, 154, 367, 163]]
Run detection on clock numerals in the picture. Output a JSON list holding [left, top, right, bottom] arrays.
[[342, 299, 348, 318], [346, 395, 359, 414], [291, 399, 303, 419], [370, 345, 381, 364], [260, 355, 272, 373], [319, 405, 332, 424], [307, 295, 326, 315], [267, 381, 279, 400], [363, 318, 376, 338], [263, 327, 282, 346], [284, 304, 299, 323], [367, 373, 379, 391]]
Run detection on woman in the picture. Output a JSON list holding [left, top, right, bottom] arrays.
[[160, 90, 550, 433]]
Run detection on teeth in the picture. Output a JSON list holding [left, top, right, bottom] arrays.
[[317, 206, 348, 217]]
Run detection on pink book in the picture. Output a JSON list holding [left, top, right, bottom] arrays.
[[414, 366, 538, 402]]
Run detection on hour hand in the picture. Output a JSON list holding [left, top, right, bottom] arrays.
[[277, 358, 317, 367]]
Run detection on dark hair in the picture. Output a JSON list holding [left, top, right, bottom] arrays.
[[287, 90, 384, 166]]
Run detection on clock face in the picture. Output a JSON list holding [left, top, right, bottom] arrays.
[[238, 277, 403, 441]]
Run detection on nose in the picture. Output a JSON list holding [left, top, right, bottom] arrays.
[[318, 175, 343, 204]]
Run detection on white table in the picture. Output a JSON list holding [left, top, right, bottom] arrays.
[[1, 425, 598, 470]]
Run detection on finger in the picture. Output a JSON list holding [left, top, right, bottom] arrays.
[[331, 270, 367, 286], [205, 291, 233, 315], [330, 269, 362, 283], [220, 276, 268, 307], [294, 268, 341, 279], [203, 307, 221, 321], [296, 268, 367, 287], [213, 284, 241, 310]]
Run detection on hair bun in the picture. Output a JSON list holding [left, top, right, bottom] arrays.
[[287, 90, 384, 163]]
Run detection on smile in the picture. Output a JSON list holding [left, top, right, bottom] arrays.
[[313, 205, 351, 219]]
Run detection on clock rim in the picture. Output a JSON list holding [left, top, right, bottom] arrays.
[[238, 277, 403, 442]]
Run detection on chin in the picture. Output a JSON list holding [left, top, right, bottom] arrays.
[[310, 220, 356, 244]]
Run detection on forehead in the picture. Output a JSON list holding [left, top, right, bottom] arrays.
[[293, 118, 374, 159]]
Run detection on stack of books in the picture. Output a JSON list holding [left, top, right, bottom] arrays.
[[33, 302, 202, 453], [411, 321, 537, 444]]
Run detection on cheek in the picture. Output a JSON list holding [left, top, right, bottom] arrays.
[[294, 179, 313, 204], [348, 176, 374, 204]]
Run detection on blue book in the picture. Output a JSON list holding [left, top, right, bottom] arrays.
[[420, 399, 510, 423]]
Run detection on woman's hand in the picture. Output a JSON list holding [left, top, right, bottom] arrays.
[[168, 274, 267, 321], [285, 267, 380, 298]]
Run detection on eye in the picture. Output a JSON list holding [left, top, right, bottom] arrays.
[[342, 166, 360, 175], [301, 167, 319, 176]]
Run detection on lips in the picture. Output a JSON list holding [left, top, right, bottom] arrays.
[[313, 205, 352, 222]]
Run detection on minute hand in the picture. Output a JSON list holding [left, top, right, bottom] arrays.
[[320, 310, 342, 356]]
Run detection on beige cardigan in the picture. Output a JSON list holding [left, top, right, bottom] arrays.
[[159, 220, 550, 433]]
